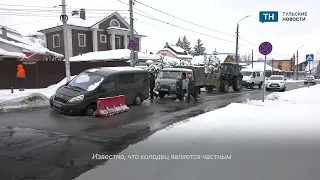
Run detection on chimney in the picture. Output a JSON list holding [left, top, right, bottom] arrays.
[[80, 9, 86, 20], [165, 42, 169, 47], [1, 27, 7, 39]]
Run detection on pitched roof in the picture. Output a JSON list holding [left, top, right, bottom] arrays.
[[0, 47, 26, 58], [0, 36, 63, 57], [38, 12, 138, 34]]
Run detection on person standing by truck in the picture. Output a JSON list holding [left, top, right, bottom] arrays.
[[149, 72, 158, 100], [186, 74, 197, 102]]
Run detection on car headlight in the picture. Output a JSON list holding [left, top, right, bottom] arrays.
[[172, 82, 175, 87], [69, 94, 84, 102], [156, 82, 160, 86]]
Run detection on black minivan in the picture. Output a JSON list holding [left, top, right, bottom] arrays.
[[49, 67, 150, 116]]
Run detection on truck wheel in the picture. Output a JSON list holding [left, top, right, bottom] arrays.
[[176, 93, 184, 100], [205, 86, 214, 91], [159, 92, 165, 98], [232, 77, 242, 91], [249, 82, 254, 89], [220, 80, 230, 92]]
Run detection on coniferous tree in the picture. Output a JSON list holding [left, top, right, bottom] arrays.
[[181, 35, 191, 54], [193, 38, 206, 56], [176, 37, 183, 48]]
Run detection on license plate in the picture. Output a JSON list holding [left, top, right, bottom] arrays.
[[53, 102, 62, 108], [160, 88, 168, 91], [271, 84, 277, 87]]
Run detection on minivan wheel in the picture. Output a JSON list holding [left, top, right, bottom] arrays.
[[85, 104, 97, 116], [134, 94, 143, 105]]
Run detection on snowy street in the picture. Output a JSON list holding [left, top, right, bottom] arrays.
[[0, 81, 314, 180]]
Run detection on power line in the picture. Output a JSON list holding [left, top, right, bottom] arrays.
[[134, 12, 235, 44], [133, 0, 235, 37], [0, 7, 129, 12]]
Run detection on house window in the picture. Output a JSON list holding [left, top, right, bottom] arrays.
[[100, 34, 107, 43], [52, 34, 60, 48], [110, 19, 120, 27], [78, 33, 86, 47], [115, 36, 121, 49]]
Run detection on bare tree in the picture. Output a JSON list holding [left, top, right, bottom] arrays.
[[28, 32, 46, 47], [257, 57, 264, 61], [240, 54, 251, 63]]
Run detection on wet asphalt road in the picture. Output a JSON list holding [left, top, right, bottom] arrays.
[[0, 82, 312, 180]]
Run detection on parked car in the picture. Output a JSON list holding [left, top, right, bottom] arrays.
[[241, 68, 264, 89], [266, 75, 286, 92], [49, 67, 149, 116], [304, 75, 316, 85]]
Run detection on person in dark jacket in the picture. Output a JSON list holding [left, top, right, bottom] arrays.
[[176, 75, 183, 100], [186, 74, 197, 102], [149, 72, 157, 100]]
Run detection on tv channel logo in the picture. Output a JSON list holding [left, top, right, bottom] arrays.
[[259, 11, 278, 23]]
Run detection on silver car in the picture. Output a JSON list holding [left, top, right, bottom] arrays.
[[266, 75, 286, 92], [304, 75, 316, 85]]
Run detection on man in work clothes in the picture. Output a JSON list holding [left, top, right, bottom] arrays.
[[149, 72, 158, 100], [16, 64, 26, 91], [186, 74, 197, 102]]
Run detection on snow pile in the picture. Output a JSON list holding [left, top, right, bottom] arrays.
[[69, 49, 160, 61], [0, 75, 76, 110], [74, 84, 320, 180]]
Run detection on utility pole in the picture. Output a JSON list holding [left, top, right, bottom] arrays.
[[60, 0, 71, 82], [296, 49, 299, 80], [251, 49, 253, 68], [129, 0, 135, 67], [235, 23, 239, 63]]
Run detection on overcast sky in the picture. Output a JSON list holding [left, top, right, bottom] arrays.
[[1, 0, 319, 61]]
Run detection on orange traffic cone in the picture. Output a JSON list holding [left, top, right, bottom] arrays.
[[19, 89, 24, 91]]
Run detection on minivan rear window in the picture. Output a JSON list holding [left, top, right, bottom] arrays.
[[68, 72, 104, 91]]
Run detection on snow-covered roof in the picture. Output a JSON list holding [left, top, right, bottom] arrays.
[[162, 56, 180, 64], [191, 55, 206, 65], [0, 35, 63, 58], [68, 49, 160, 61], [243, 62, 281, 71], [170, 45, 185, 53], [177, 54, 193, 59], [0, 47, 26, 58], [191, 55, 231, 65], [107, 27, 129, 31], [38, 12, 139, 35]]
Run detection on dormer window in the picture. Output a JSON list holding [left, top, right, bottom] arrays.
[[110, 19, 120, 27]]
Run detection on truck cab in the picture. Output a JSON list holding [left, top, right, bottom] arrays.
[[154, 68, 192, 99]]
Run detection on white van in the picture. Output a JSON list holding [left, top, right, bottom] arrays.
[[241, 68, 264, 89]]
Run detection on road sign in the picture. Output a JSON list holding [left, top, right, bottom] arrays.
[[259, 42, 272, 55], [128, 39, 136, 50], [306, 54, 314, 62]]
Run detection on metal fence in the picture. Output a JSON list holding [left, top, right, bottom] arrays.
[[0, 61, 129, 89]]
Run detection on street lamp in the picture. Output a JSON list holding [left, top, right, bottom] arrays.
[[235, 15, 250, 63], [296, 45, 304, 80]]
